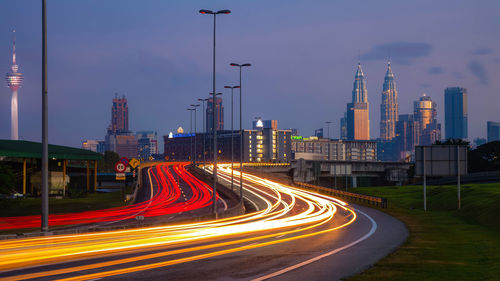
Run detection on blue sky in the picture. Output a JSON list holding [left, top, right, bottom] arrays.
[[0, 0, 499, 149]]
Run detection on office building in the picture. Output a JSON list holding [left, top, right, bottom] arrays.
[[346, 62, 370, 140], [252, 119, 278, 130], [487, 121, 500, 142], [340, 112, 347, 140], [206, 97, 224, 132], [82, 140, 105, 153], [380, 61, 399, 140], [109, 94, 129, 134], [314, 128, 324, 138], [445, 87, 468, 140], [473, 138, 487, 148], [413, 94, 441, 145], [291, 136, 376, 162], [165, 121, 291, 163], [136, 131, 158, 160]]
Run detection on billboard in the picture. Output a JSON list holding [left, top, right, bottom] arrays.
[[415, 145, 467, 176]]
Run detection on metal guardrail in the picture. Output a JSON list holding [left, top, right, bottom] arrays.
[[243, 163, 291, 167], [294, 181, 387, 208]]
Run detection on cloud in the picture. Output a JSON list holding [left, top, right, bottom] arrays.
[[470, 48, 493, 55], [428, 66, 444, 75], [362, 42, 432, 65], [494, 58, 500, 63], [467, 61, 488, 85]]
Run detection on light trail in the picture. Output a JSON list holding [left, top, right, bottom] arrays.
[[0, 163, 358, 281], [0, 163, 214, 230]]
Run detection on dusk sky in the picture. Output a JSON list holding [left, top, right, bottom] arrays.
[[1, 0, 499, 150]]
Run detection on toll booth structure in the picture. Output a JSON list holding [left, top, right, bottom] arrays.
[[0, 140, 102, 196]]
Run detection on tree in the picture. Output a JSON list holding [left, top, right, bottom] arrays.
[[468, 141, 500, 173], [0, 162, 16, 194], [97, 151, 120, 172]]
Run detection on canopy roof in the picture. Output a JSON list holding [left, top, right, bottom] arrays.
[[0, 140, 102, 161]]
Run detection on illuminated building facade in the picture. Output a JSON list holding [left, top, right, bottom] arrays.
[[346, 62, 370, 140], [291, 136, 376, 162], [380, 61, 399, 140], [164, 123, 291, 163], [413, 94, 441, 145]]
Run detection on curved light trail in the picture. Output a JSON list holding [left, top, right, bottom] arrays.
[[0, 163, 361, 281], [0, 163, 215, 230]]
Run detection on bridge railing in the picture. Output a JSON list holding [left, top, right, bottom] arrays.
[[293, 181, 387, 208], [243, 163, 291, 168]]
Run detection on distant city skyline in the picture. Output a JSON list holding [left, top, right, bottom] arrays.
[[1, 1, 499, 148]]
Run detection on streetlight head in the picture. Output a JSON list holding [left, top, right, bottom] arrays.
[[199, 9, 214, 14], [224, 86, 231, 89], [216, 93, 223, 96], [242, 63, 252, 67], [216, 9, 231, 14], [234, 86, 241, 88], [230, 63, 240, 67]]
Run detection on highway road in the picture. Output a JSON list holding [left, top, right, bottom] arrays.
[[0, 163, 407, 280]]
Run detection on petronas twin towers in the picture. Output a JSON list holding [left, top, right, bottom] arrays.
[[345, 61, 399, 141]]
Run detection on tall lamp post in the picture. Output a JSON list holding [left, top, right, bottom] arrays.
[[199, 9, 231, 217], [224, 85, 240, 191], [187, 108, 194, 164], [41, 0, 49, 232], [230, 63, 251, 203], [325, 121, 332, 139], [191, 104, 200, 165], [198, 98, 208, 168]]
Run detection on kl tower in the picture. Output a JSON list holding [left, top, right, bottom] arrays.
[[5, 30, 24, 140]]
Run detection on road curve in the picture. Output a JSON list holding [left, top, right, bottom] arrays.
[[0, 163, 407, 280]]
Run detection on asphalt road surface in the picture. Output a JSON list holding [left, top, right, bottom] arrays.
[[0, 163, 407, 281]]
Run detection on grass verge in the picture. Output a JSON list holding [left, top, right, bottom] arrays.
[[0, 192, 125, 218], [346, 183, 500, 281]]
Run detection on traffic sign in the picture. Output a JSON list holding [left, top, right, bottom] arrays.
[[115, 172, 126, 180], [129, 158, 140, 169], [119, 157, 129, 166], [115, 161, 127, 173]]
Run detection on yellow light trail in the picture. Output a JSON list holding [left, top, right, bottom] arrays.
[[0, 164, 357, 281]]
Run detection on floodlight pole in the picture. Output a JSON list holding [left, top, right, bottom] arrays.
[[457, 145, 461, 210], [41, 0, 49, 232], [423, 146, 427, 212]]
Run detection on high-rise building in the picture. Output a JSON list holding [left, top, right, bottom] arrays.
[[109, 94, 129, 134], [82, 140, 105, 153], [5, 30, 23, 140], [340, 112, 347, 140], [206, 97, 224, 132], [413, 94, 441, 145], [314, 128, 324, 138], [487, 121, 500, 142], [136, 131, 158, 159], [252, 119, 278, 130], [445, 87, 468, 140], [380, 61, 399, 140], [346, 62, 370, 140]]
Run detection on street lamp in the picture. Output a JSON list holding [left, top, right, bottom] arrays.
[[187, 108, 195, 163], [198, 98, 208, 168], [41, 0, 49, 232], [230, 63, 251, 203], [224, 85, 240, 191], [325, 121, 332, 139], [199, 9, 231, 217], [191, 104, 200, 165]]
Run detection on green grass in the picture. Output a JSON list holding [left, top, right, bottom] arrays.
[[0, 192, 125, 218], [347, 183, 500, 281]]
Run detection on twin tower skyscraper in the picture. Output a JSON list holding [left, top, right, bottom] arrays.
[[344, 61, 398, 141]]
